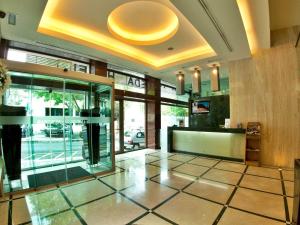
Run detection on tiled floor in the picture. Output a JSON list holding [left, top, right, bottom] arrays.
[[0, 149, 295, 225]]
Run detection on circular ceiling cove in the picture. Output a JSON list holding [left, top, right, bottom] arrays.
[[107, 1, 179, 45]]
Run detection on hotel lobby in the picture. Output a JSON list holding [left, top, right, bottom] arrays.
[[0, 0, 299, 225]]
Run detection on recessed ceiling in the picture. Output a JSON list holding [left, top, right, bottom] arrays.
[[38, 0, 216, 70], [107, 1, 179, 45], [0, 0, 256, 85]]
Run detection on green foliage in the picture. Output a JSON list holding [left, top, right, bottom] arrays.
[[161, 105, 188, 117]]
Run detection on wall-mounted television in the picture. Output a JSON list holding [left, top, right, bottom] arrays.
[[192, 100, 210, 114]]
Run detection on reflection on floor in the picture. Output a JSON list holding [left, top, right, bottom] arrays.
[[0, 149, 294, 225], [3, 158, 112, 193]]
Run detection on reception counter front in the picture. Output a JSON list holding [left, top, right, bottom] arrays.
[[168, 127, 246, 161]]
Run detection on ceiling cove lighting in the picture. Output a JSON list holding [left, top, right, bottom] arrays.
[[192, 68, 201, 95], [210, 64, 220, 92], [236, 0, 259, 54], [107, 1, 179, 45], [38, 0, 216, 69], [176, 71, 185, 95]]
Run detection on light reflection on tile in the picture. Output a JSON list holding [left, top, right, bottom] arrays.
[[151, 171, 196, 190], [218, 208, 285, 225], [62, 180, 114, 206], [173, 164, 209, 177], [121, 181, 177, 209], [185, 178, 234, 204], [150, 159, 182, 170], [155, 192, 222, 225], [77, 193, 146, 225], [31, 210, 81, 225], [100, 172, 143, 190], [26, 190, 70, 222]]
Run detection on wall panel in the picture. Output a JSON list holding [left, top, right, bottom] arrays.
[[229, 27, 300, 168]]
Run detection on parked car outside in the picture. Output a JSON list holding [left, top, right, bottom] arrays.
[[124, 131, 145, 149]]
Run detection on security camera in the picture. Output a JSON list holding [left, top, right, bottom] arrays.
[[0, 11, 6, 19], [63, 68, 68, 72]]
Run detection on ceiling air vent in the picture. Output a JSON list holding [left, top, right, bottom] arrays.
[[8, 13, 16, 25]]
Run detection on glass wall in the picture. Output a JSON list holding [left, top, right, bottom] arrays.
[[123, 101, 145, 151], [160, 105, 189, 150], [1, 71, 113, 192]]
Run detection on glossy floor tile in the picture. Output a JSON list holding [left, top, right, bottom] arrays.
[[282, 170, 294, 181], [62, 179, 114, 206], [168, 154, 196, 162], [284, 180, 294, 197], [155, 192, 223, 225], [202, 168, 242, 185], [218, 208, 285, 225], [230, 188, 285, 220], [150, 159, 183, 169], [7, 150, 295, 225], [173, 163, 209, 177], [133, 213, 172, 225], [76, 193, 146, 225], [188, 157, 220, 167], [31, 210, 82, 225], [247, 166, 281, 179], [12, 197, 31, 224], [185, 178, 235, 204], [151, 171, 196, 190], [26, 190, 70, 221], [214, 161, 246, 173], [0, 201, 8, 225], [121, 180, 177, 209], [240, 174, 282, 194], [100, 172, 143, 190]]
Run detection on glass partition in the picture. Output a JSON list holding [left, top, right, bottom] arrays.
[[0, 71, 114, 193]]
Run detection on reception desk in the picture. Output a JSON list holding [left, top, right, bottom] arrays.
[[168, 127, 246, 161]]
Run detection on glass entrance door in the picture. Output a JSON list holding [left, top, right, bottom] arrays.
[[1, 71, 114, 192], [123, 100, 145, 151]]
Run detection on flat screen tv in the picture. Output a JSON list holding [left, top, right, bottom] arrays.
[[192, 100, 210, 114]]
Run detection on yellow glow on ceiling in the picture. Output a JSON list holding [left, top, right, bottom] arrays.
[[38, 0, 216, 69], [236, 0, 259, 54], [107, 1, 179, 45]]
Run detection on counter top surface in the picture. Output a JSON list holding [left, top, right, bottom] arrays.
[[168, 127, 246, 134]]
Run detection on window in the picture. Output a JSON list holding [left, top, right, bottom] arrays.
[[161, 82, 190, 102], [7, 49, 90, 73], [108, 69, 146, 94]]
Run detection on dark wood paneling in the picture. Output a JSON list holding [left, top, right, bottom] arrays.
[[146, 77, 161, 149], [90, 60, 107, 77], [0, 39, 9, 59]]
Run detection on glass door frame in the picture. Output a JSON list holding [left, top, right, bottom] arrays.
[[114, 98, 146, 154]]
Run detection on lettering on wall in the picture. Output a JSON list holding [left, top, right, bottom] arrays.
[[127, 77, 145, 89]]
